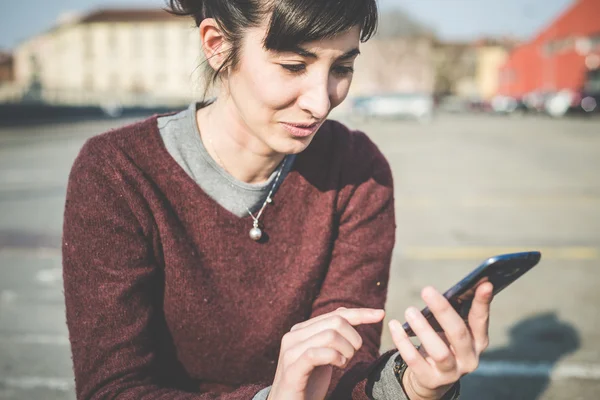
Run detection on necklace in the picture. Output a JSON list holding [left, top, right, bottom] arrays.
[[205, 130, 287, 241]]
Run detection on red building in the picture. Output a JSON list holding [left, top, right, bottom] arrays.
[[498, 0, 600, 97]]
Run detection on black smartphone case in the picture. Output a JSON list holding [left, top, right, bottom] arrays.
[[403, 251, 541, 336]]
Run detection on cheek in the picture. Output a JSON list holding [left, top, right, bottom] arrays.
[[330, 77, 353, 108], [238, 63, 299, 111]]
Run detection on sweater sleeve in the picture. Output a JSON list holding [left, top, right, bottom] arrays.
[[306, 129, 398, 399], [62, 138, 267, 400]]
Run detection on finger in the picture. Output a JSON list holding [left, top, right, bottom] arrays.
[[404, 307, 457, 372], [421, 287, 475, 360], [284, 329, 357, 366], [388, 320, 432, 379], [287, 347, 346, 382], [468, 282, 494, 353], [287, 315, 364, 351], [291, 308, 384, 332]]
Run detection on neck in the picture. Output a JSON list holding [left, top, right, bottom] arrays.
[[196, 97, 286, 184]]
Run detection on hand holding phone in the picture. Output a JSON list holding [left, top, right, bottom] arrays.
[[387, 251, 541, 400], [403, 251, 541, 336]]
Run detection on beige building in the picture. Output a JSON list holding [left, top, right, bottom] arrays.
[[12, 9, 205, 107], [9, 7, 437, 109], [433, 39, 512, 100], [475, 44, 509, 100]]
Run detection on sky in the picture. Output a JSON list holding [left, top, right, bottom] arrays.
[[0, 0, 575, 51]]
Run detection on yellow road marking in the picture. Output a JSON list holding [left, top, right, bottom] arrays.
[[399, 246, 599, 260]]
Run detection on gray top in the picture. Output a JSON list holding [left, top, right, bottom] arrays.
[[157, 102, 296, 218], [156, 103, 453, 400]]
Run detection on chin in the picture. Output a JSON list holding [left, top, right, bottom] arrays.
[[278, 135, 317, 155]]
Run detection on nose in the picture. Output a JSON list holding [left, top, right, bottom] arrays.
[[297, 76, 332, 121]]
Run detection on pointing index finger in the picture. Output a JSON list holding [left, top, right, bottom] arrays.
[[291, 308, 385, 331]]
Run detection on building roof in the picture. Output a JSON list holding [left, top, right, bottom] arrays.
[[533, 0, 600, 42], [78, 8, 182, 24]]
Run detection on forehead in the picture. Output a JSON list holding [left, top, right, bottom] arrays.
[[245, 24, 362, 55]]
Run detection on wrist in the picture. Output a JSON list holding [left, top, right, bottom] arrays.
[[401, 368, 454, 400]]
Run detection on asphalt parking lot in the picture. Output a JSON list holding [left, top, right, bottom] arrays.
[[1, 111, 599, 399]]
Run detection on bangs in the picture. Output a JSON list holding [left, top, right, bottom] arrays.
[[263, 0, 378, 50]]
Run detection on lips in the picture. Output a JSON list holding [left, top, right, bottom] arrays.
[[280, 121, 321, 138]]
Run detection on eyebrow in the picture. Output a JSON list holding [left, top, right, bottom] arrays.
[[285, 46, 361, 61]]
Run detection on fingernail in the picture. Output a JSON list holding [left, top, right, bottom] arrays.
[[388, 320, 400, 334], [406, 307, 419, 319], [371, 309, 384, 316]]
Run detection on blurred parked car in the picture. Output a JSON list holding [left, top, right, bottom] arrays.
[[466, 96, 493, 113], [436, 95, 470, 113], [522, 91, 555, 113], [544, 90, 598, 117], [351, 93, 434, 122], [544, 67, 600, 117], [491, 95, 528, 115]]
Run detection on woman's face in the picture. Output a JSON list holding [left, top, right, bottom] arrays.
[[222, 24, 361, 156]]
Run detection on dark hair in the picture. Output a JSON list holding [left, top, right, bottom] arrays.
[[167, 0, 378, 94]]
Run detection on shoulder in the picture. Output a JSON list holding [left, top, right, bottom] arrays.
[[67, 114, 170, 195], [73, 113, 168, 170], [87, 114, 162, 155]]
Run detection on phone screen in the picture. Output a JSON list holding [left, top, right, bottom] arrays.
[[403, 251, 541, 336]]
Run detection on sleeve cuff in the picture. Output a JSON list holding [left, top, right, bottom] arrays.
[[369, 351, 461, 400], [370, 351, 410, 400], [253, 386, 271, 400]]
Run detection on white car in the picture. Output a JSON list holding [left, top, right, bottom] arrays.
[[352, 93, 434, 122]]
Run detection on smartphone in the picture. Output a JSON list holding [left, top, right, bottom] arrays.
[[403, 251, 541, 336]]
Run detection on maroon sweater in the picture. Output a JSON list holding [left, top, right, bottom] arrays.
[[62, 115, 397, 399]]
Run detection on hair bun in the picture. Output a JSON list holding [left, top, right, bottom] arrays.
[[167, 0, 206, 25]]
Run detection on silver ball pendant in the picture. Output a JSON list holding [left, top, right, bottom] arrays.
[[249, 227, 263, 241]]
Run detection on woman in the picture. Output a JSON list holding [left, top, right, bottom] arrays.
[[62, 0, 494, 399]]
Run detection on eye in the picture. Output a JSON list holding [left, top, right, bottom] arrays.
[[332, 66, 354, 78], [280, 64, 306, 74]]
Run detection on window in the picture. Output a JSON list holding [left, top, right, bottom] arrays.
[[155, 26, 166, 59], [84, 27, 94, 60], [110, 73, 120, 90], [131, 25, 143, 59], [107, 25, 118, 58], [84, 73, 94, 91]]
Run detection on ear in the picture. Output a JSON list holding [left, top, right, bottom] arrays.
[[199, 18, 229, 71]]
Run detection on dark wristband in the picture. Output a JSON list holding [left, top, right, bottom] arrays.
[[392, 354, 461, 399]]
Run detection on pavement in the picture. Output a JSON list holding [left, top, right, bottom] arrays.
[[1, 112, 599, 399]]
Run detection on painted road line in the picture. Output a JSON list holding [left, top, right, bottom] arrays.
[[0, 334, 69, 346], [35, 268, 63, 284], [398, 195, 600, 208], [0, 377, 73, 391], [0, 247, 60, 259], [461, 195, 600, 207], [398, 246, 599, 261], [475, 360, 600, 380]]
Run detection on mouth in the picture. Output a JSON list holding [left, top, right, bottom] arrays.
[[280, 121, 321, 138]]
